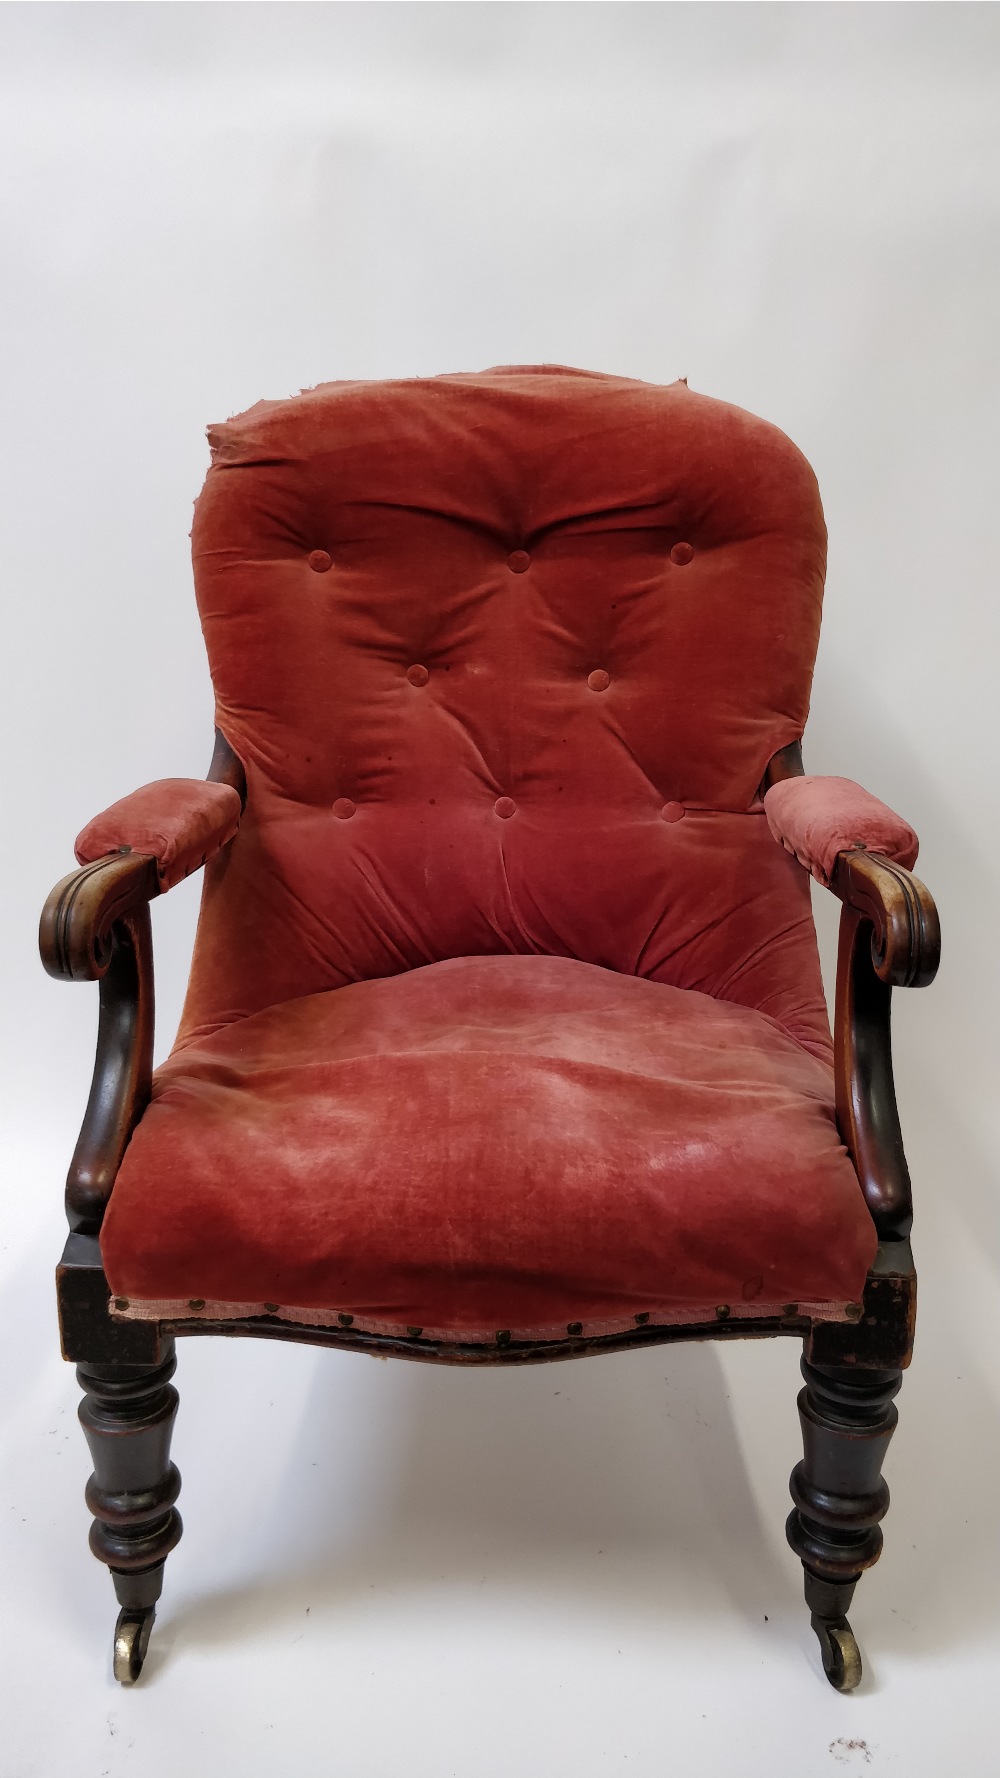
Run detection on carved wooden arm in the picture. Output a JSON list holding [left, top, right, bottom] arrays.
[[39, 733, 246, 1235], [761, 761, 940, 1239], [828, 850, 940, 1236], [41, 854, 160, 1233]]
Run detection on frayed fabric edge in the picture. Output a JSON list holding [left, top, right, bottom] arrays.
[[109, 1294, 856, 1341]]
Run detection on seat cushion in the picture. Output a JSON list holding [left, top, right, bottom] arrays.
[[102, 955, 877, 1341]]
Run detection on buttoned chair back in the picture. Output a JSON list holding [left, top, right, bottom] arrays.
[[181, 366, 831, 1059]]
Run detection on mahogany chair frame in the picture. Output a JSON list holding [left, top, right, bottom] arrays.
[[40, 733, 940, 1688]]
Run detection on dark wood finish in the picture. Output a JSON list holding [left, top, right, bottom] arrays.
[[830, 852, 940, 1238], [786, 1358, 902, 1688], [58, 1233, 165, 1366], [831, 849, 940, 991], [805, 1236, 915, 1371], [760, 738, 804, 794], [41, 855, 159, 1235], [67, 909, 153, 1235], [77, 1347, 182, 1682], [207, 727, 247, 806], [78, 1348, 182, 1579], [51, 1219, 918, 1689], [40, 851, 159, 985]]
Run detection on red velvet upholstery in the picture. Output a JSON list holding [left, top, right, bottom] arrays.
[[75, 779, 242, 890], [176, 367, 832, 1058], [95, 367, 887, 1332], [763, 776, 918, 886], [104, 955, 875, 1336]]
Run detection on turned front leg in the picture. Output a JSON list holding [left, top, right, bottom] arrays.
[[786, 1357, 902, 1689], [77, 1344, 182, 1682]]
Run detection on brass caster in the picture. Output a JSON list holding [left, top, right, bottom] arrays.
[[113, 1606, 155, 1685], [811, 1613, 862, 1691]]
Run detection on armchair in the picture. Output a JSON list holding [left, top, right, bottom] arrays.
[[41, 367, 939, 1690]]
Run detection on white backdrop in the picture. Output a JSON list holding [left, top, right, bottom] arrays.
[[2, 5, 999, 1775]]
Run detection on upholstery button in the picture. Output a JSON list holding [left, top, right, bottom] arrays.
[[660, 801, 685, 823], [406, 664, 429, 687], [670, 542, 694, 565], [308, 550, 333, 573], [587, 669, 611, 692], [332, 798, 356, 820], [507, 550, 530, 573], [494, 797, 516, 819]]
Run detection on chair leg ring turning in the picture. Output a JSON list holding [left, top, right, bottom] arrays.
[[786, 1357, 902, 1690], [77, 1344, 182, 1684]]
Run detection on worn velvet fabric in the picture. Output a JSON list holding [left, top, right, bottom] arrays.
[[176, 367, 833, 1057], [98, 367, 883, 1331], [763, 775, 919, 886], [103, 955, 875, 1333], [75, 779, 242, 891]]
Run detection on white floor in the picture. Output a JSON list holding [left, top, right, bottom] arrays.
[[3, 1142, 999, 1778]]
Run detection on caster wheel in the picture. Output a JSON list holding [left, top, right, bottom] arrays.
[[113, 1606, 155, 1685], [811, 1613, 862, 1692]]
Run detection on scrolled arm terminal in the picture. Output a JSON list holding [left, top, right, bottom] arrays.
[[830, 849, 940, 990], [40, 852, 161, 985]]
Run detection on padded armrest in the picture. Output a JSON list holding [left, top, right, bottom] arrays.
[[763, 775, 918, 888], [75, 779, 242, 891]]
